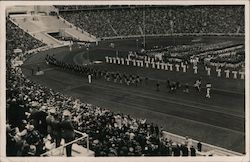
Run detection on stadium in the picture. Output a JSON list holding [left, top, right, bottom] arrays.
[[5, 4, 246, 157]]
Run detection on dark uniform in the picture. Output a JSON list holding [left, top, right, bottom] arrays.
[[172, 145, 181, 156], [51, 114, 62, 148], [197, 141, 202, 152], [190, 146, 196, 156], [156, 82, 160, 91], [29, 109, 48, 137], [46, 114, 55, 141], [181, 145, 189, 156], [7, 99, 28, 128], [61, 112, 75, 157]]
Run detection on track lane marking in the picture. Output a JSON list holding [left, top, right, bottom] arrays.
[[64, 80, 244, 119], [43, 68, 244, 117], [74, 89, 244, 135]]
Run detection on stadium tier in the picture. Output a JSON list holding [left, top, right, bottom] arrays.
[[57, 5, 244, 38], [6, 5, 245, 157]]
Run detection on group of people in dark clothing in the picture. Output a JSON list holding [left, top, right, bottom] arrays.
[[46, 54, 144, 87], [46, 54, 193, 96], [7, 98, 75, 156]]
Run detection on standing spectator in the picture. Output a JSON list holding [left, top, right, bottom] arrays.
[[172, 143, 180, 156], [154, 124, 159, 137], [52, 113, 62, 148], [61, 110, 75, 157], [7, 98, 27, 128], [181, 144, 189, 156], [197, 141, 202, 152], [6, 123, 18, 156], [190, 146, 196, 156], [29, 106, 48, 137], [46, 108, 56, 142]]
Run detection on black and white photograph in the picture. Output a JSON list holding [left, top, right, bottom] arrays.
[[0, 1, 249, 162]]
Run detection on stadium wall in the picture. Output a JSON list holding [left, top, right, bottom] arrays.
[[162, 131, 244, 156], [99, 33, 244, 41]]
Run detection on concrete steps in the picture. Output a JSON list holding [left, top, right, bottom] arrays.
[[10, 14, 97, 47], [44, 139, 94, 157]]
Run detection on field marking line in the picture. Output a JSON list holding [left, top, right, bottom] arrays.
[[42, 67, 58, 72], [21, 61, 45, 66]]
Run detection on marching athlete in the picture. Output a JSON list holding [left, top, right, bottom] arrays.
[[88, 73, 92, 84], [183, 83, 189, 93], [206, 83, 212, 98], [194, 79, 201, 92]]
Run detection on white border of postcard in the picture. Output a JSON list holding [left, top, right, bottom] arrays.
[[0, 1, 249, 162]]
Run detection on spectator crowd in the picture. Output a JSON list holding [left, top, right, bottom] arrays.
[[57, 5, 245, 68], [58, 5, 244, 38], [163, 41, 245, 66], [6, 18, 201, 157]]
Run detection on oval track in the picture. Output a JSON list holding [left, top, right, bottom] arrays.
[[21, 44, 245, 153]]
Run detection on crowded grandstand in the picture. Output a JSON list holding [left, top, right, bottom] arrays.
[[6, 5, 245, 157]]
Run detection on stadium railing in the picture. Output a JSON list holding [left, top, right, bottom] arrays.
[[162, 131, 244, 156], [40, 130, 91, 157]]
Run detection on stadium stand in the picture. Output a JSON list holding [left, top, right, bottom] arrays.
[[8, 5, 97, 47], [6, 5, 245, 157], [58, 5, 244, 38], [6, 19, 46, 55]]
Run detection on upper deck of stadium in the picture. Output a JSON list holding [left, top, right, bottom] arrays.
[[56, 5, 245, 38]]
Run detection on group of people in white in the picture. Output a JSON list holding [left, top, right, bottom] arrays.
[[105, 55, 245, 80]]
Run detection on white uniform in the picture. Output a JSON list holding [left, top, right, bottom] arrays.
[[206, 83, 211, 98], [88, 74, 92, 84], [194, 80, 201, 91]]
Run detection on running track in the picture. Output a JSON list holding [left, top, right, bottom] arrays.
[[21, 47, 245, 153]]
